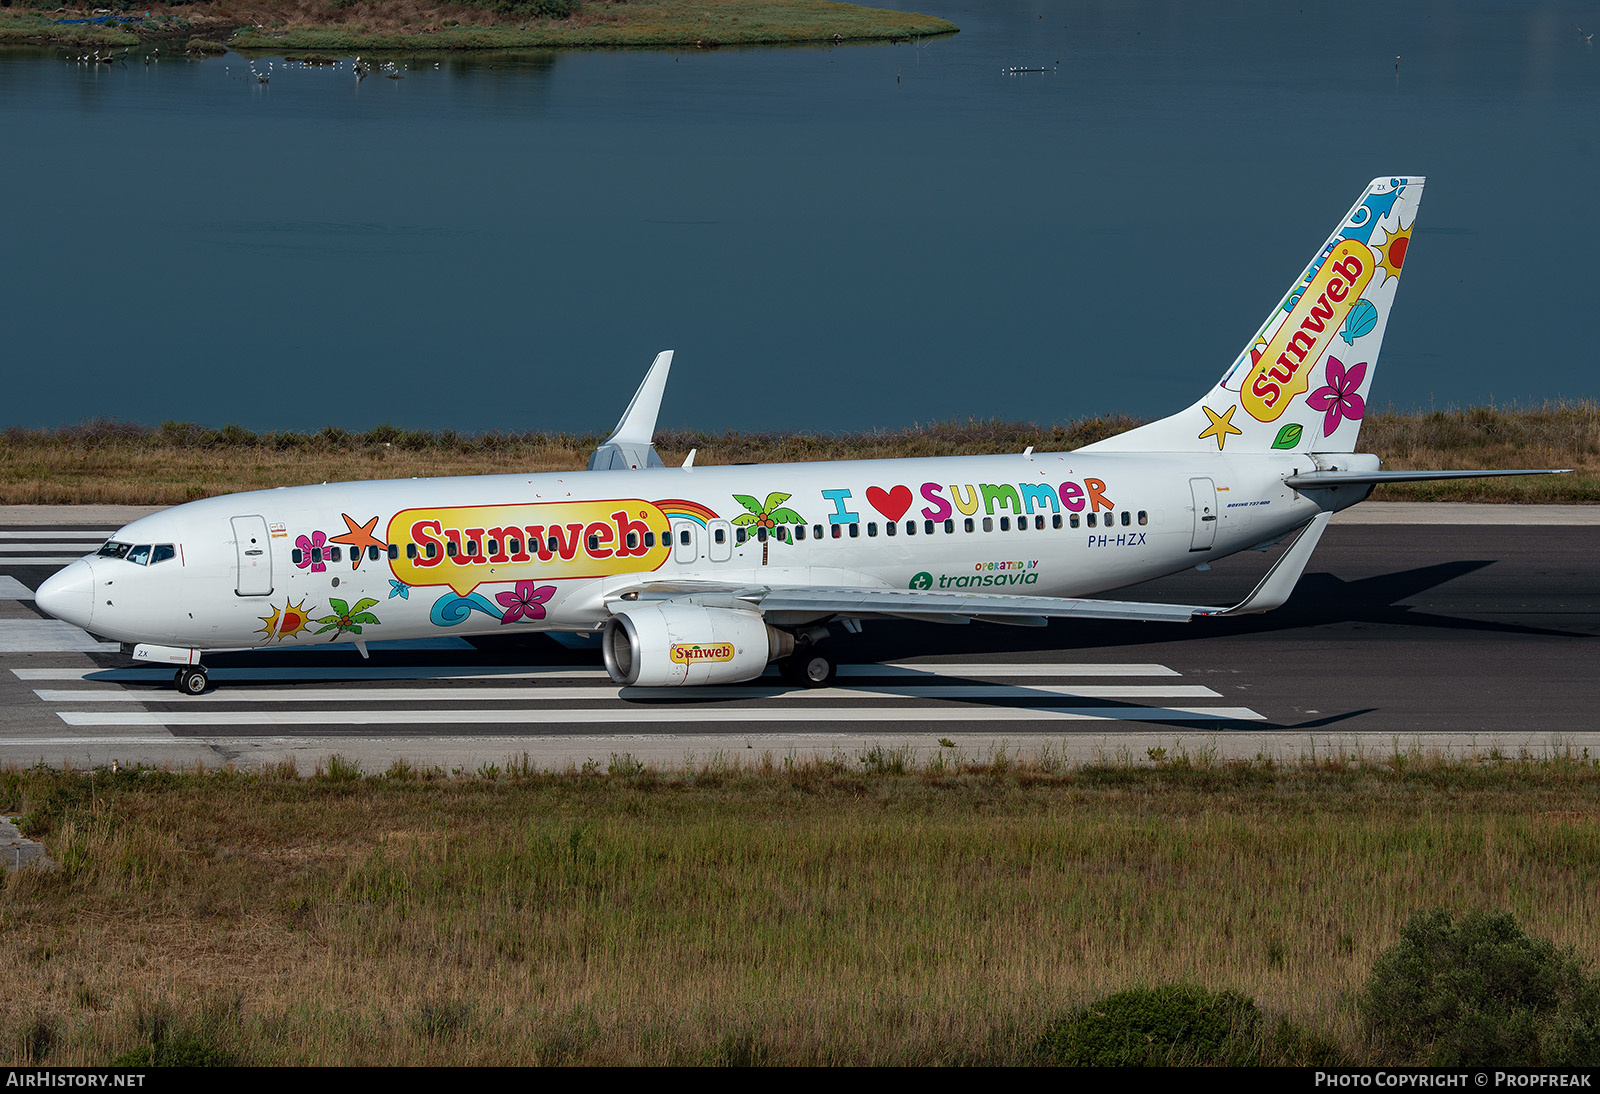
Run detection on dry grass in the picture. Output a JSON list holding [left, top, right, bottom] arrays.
[[3, 747, 1599, 1064], [10, 1, 958, 51], [2, 404, 1596, 506]]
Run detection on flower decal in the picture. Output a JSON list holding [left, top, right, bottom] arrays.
[[313, 597, 380, 640], [1305, 356, 1368, 437], [495, 582, 555, 625], [295, 530, 328, 573], [388, 579, 410, 600]]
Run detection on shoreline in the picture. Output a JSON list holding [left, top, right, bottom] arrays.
[[0, 2, 959, 53]]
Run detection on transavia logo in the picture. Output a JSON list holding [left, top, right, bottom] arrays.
[[909, 565, 1040, 590], [669, 642, 735, 664]]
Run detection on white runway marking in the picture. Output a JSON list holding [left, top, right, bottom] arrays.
[[0, 557, 94, 566], [0, 577, 34, 600], [35, 683, 1223, 704], [0, 531, 112, 540], [0, 543, 102, 553], [0, 620, 119, 652], [56, 706, 1265, 727], [14, 661, 1179, 683]]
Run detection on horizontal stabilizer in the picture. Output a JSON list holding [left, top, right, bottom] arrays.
[[1285, 468, 1570, 488]]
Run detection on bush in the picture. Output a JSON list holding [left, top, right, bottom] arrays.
[[1035, 984, 1262, 1066], [1360, 909, 1600, 1065]]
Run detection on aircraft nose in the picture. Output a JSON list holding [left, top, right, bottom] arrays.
[[35, 559, 95, 629]]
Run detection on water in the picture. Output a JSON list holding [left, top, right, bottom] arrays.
[[2, 1, 1596, 434]]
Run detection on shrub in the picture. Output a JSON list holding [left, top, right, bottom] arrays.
[[1360, 909, 1600, 1065], [1035, 984, 1262, 1066]]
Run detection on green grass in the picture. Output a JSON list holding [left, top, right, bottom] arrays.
[[0, 11, 138, 47], [4, 748, 1599, 1064]]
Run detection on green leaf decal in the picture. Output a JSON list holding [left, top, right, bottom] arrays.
[[732, 494, 764, 515], [1272, 423, 1304, 450]]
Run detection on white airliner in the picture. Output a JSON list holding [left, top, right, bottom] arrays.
[[35, 177, 1565, 694]]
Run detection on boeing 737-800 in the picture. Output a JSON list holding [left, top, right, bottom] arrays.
[[34, 177, 1566, 694]]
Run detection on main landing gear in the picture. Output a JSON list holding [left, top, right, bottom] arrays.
[[174, 666, 208, 695], [780, 644, 837, 688]]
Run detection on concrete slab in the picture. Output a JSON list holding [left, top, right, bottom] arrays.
[[0, 619, 119, 652], [1331, 503, 1600, 525], [0, 577, 34, 600]]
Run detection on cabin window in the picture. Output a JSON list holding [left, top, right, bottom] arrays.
[[587, 534, 600, 551], [406, 544, 418, 559], [757, 527, 769, 543], [1070, 514, 1080, 529], [1053, 514, 1063, 529], [1087, 514, 1097, 528], [906, 521, 917, 536], [506, 537, 520, 556], [812, 525, 824, 540], [849, 523, 860, 538], [924, 520, 935, 535], [97, 541, 131, 559], [832, 525, 843, 540], [679, 530, 690, 546], [625, 531, 639, 550], [151, 544, 176, 565], [714, 528, 726, 544], [312, 547, 324, 563], [737, 528, 748, 544], [885, 522, 896, 537], [388, 543, 400, 559], [331, 546, 344, 562], [945, 519, 955, 534], [486, 538, 499, 556], [466, 541, 479, 557], [292, 548, 303, 564], [1121, 511, 1132, 527], [444, 542, 457, 557], [964, 518, 974, 533], [796, 525, 806, 541], [999, 517, 1010, 531], [368, 545, 382, 561], [427, 543, 439, 559], [1138, 511, 1148, 526], [644, 532, 655, 548], [1035, 516, 1046, 530], [982, 518, 994, 533]]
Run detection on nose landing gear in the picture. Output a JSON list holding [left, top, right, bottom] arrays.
[[174, 666, 209, 695]]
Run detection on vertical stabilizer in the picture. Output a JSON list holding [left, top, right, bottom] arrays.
[[1083, 177, 1423, 454]]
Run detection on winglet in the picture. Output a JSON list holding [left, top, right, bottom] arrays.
[[1210, 510, 1331, 616], [587, 350, 673, 471]]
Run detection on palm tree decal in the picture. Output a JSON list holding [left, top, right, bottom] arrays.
[[731, 492, 805, 566]]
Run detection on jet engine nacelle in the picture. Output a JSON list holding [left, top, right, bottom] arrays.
[[601, 604, 793, 686]]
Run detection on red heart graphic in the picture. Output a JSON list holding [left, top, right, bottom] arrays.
[[865, 485, 913, 522]]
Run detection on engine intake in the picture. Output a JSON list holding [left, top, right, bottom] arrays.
[[601, 604, 793, 686]]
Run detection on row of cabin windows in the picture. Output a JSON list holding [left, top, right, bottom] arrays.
[[733, 510, 1149, 543], [287, 511, 1153, 565]]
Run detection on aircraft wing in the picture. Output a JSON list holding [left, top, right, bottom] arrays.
[[610, 512, 1331, 626]]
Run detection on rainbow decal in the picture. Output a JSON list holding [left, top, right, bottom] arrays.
[[655, 499, 720, 526]]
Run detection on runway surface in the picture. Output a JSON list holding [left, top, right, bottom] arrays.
[[1, 511, 1596, 770]]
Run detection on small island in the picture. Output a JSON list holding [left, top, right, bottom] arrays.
[[0, 0, 958, 52]]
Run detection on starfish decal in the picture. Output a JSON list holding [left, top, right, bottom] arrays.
[[1198, 404, 1243, 451], [330, 513, 386, 570]]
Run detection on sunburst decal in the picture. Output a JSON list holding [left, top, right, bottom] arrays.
[[1376, 223, 1412, 280], [258, 598, 314, 642]]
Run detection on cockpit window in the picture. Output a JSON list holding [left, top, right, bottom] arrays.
[[126, 544, 153, 566], [98, 541, 131, 559], [151, 544, 176, 565]]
